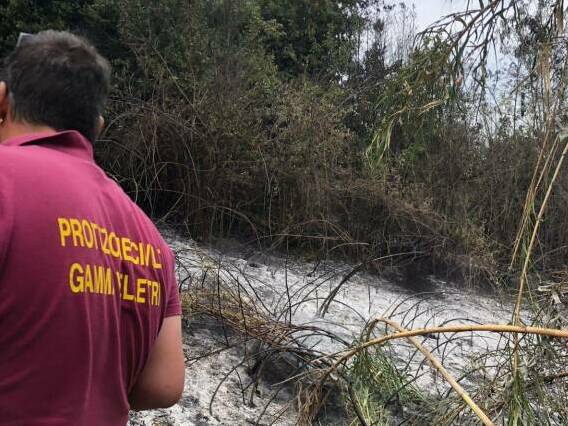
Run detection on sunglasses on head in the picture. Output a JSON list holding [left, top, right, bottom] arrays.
[[16, 32, 34, 48]]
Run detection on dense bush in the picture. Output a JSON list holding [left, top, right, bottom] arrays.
[[2, 0, 568, 283]]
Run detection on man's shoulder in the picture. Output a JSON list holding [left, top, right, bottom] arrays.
[[0, 144, 69, 177], [0, 144, 34, 163]]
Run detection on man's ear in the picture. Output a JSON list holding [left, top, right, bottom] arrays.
[[95, 115, 105, 139]]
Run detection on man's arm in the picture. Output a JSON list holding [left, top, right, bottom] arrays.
[[128, 315, 185, 410]]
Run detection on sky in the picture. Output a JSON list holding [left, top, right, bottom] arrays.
[[398, 0, 512, 121], [401, 0, 472, 31], [400, 0, 506, 70]]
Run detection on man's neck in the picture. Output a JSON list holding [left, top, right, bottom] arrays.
[[0, 122, 57, 144]]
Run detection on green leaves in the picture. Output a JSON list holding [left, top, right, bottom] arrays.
[[257, 0, 363, 78], [366, 39, 457, 171]]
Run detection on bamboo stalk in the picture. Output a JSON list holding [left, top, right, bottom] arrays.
[[512, 133, 568, 374], [375, 318, 494, 425], [509, 124, 553, 269], [319, 323, 568, 385]]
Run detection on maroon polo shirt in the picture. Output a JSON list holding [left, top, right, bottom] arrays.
[[0, 131, 181, 425]]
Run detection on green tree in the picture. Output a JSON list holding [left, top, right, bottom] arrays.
[[0, 0, 89, 54], [258, 0, 364, 79]]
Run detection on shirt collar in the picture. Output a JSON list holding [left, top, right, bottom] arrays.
[[2, 130, 94, 161]]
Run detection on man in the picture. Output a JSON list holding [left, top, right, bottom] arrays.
[[0, 31, 185, 425]]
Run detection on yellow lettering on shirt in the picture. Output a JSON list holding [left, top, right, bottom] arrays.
[[82, 220, 95, 249], [139, 242, 146, 267], [94, 265, 112, 294], [100, 228, 110, 255], [59, 217, 168, 307], [67, 262, 163, 305], [136, 278, 146, 303], [151, 246, 162, 270], [121, 274, 134, 301], [69, 263, 84, 293], [129, 240, 140, 265], [58, 218, 71, 247], [90, 222, 100, 249], [151, 281, 160, 306], [115, 271, 124, 293], [83, 265, 94, 293], [69, 218, 85, 247], [108, 232, 121, 259], [58, 218, 164, 270]]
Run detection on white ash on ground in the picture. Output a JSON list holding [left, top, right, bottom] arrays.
[[129, 236, 518, 425], [129, 326, 300, 426]]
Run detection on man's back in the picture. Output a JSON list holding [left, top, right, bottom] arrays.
[[0, 131, 181, 425]]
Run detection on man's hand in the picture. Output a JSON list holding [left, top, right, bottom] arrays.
[[128, 315, 185, 410]]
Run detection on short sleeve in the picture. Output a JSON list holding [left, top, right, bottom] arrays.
[[164, 247, 181, 317]]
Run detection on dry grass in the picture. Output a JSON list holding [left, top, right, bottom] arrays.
[[175, 243, 568, 425]]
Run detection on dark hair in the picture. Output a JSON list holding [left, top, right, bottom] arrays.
[[2, 30, 111, 142]]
